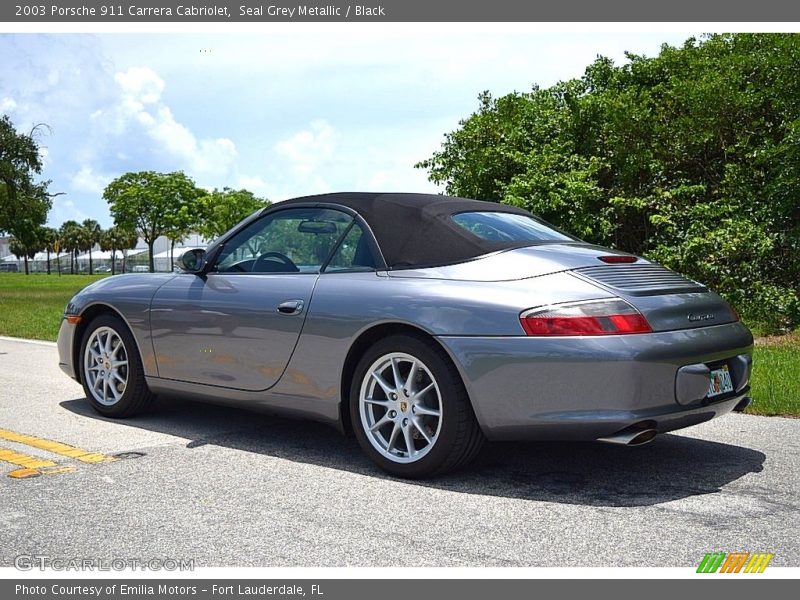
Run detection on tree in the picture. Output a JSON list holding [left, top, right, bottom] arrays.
[[418, 34, 800, 332], [38, 226, 58, 275], [119, 228, 138, 273], [8, 229, 42, 275], [196, 188, 270, 241], [8, 237, 26, 274], [100, 226, 137, 275], [0, 115, 53, 239], [80, 219, 102, 275], [59, 220, 80, 275], [163, 204, 199, 270], [104, 171, 204, 272]]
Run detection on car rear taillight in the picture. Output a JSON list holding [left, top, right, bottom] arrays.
[[520, 299, 653, 336]]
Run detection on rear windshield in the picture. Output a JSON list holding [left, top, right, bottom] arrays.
[[452, 211, 572, 242]]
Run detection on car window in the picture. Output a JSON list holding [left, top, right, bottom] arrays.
[[324, 222, 378, 272], [452, 211, 572, 242], [213, 208, 353, 274]]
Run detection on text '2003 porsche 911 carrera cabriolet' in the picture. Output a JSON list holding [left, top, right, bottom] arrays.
[[58, 193, 753, 477]]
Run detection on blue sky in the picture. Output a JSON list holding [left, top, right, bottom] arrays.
[[0, 30, 696, 228]]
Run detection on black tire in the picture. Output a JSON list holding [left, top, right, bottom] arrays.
[[79, 313, 155, 418], [350, 333, 484, 478]]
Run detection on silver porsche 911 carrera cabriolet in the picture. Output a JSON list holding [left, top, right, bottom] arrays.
[[58, 193, 753, 477]]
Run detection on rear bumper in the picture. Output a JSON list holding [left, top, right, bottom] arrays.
[[437, 321, 753, 441]]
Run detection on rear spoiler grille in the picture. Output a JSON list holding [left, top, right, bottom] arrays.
[[574, 264, 707, 296]]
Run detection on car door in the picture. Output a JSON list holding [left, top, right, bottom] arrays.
[[149, 207, 354, 391]]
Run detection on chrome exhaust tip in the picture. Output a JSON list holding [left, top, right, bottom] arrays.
[[597, 425, 658, 446]]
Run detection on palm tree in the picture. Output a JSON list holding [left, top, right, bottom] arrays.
[[119, 228, 138, 273], [99, 228, 116, 275], [59, 220, 80, 274], [74, 228, 91, 273], [8, 237, 27, 275], [100, 226, 135, 275], [38, 226, 58, 275], [81, 219, 102, 275], [9, 233, 42, 275]]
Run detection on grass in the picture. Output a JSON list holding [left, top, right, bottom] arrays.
[[0, 272, 797, 415], [0, 273, 106, 341], [749, 333, 800, 417]]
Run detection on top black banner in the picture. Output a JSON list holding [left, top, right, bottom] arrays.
[[4, 0, 800, 22]]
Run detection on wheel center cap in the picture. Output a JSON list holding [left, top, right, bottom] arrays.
[[399, 401, 408, 413]]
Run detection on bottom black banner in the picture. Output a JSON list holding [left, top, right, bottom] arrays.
[[1, 579, 790, 600]]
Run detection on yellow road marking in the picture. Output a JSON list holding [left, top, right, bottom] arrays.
[[0, 428, 115, 464], [8, 466, 76, 479], [0, 447, 58, 470], [0, 447, 76, 479]]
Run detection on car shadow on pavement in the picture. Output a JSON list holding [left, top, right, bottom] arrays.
[[60, 396, 766, 508]]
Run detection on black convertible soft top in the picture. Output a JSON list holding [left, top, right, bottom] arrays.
[[275, 192, 542, 269]]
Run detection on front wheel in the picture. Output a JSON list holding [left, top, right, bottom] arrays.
[[80, 314, 154, 418], [350, 334, 484, 478]]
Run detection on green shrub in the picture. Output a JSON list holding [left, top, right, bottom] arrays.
[[419, 34, 800, 333]]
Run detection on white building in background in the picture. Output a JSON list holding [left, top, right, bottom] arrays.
[[0, 233, 211, 273], [0, 236, 10, 259]]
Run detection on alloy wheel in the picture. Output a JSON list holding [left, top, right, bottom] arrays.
[[358, 352, 443, 463], [83, 326, 129, 406]]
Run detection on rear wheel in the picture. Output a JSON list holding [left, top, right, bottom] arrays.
[[80, 314, 154, 418], [350, 333, 484, 478]]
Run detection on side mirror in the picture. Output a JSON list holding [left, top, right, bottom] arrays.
[[177, 248, 207, 274]]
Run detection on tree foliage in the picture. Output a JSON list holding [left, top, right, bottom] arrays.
[[196, 187, 270, 241], [0, 115, 52, 242], [38, 225, 58, 275], [100, 225, 137, 275], [59, 220, 81, 275], [418, 34, 800, 332], [8, 230, 43, 275], [104, 171, 204, 272], [79, 219, 102, 275]]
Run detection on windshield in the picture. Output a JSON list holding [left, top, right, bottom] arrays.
[[452, 211, 572, 243]]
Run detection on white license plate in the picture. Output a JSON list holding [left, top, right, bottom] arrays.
[[708, 364, 734, 398]]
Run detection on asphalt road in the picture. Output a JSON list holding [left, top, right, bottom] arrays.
[[0, 336, 797, 567]]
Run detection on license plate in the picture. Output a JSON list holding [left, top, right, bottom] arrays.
[[708, 364, 734, 398]]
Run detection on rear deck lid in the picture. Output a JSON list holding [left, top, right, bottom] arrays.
[[388, 244, 737, 333], [571, 264, 736, 332], [572, 263, 707, 296]]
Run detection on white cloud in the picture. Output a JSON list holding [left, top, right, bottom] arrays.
[[94, 66, 238, 178], [50, 197, 88, 225], [114, 66, 165, 105], [71, 166, 111, 195], [355, 151, 440, 194], [275, 120, 335, 174], [267, 120, 338, 197], [235, 175, 272, 198], [0, 97, 16, 113]]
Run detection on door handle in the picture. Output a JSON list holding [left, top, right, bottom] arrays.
[[276, 299, 304, 315]]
